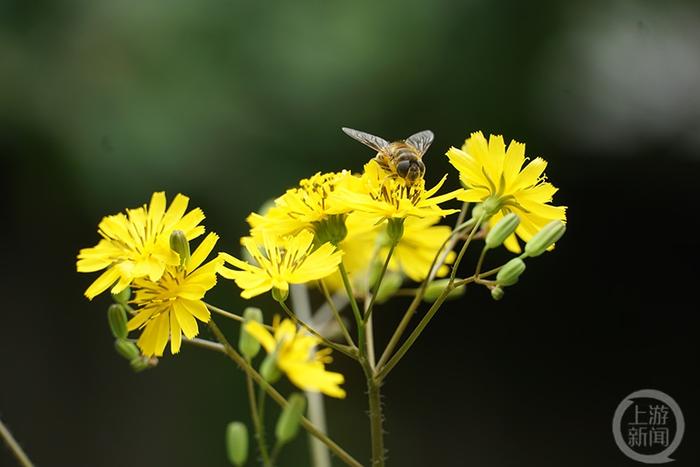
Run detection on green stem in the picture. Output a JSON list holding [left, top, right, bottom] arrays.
[[375, 279, 471, 381], [0, 418, 34, 467], [245, 364, 272, 466], [364, 243, 396, 322], [278, 301, 357, 359], [207, 319, 362, 467], [206, 303, 274, 331], [449, 214, 484, 283], [367, 378, 385, 467], [474, 247, 488, 279], [338, 262, 365, 357], [319, 280, 356, 348], [376, 217, 478, 370]]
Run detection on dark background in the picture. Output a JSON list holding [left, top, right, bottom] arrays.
[[1, 0, 699, 466]]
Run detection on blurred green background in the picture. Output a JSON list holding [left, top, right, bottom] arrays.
[[2, 0, 699, 466]]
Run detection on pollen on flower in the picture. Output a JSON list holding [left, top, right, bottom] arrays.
[[126, 232, 222, 357], [334, 160, 461, 222], [76, 192, 206, 300], [447, 131, 567, 253], [219, 230, 343, 299]]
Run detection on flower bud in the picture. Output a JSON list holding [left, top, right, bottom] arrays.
[[524, 221, 566, 257], [169, 229, 191, 266], [225, 422, 249, 466], [114, 338, 140, 361], [485, 213, 520, 249], [386, 218, 405, 245], [496, 258, 526, 286], [422, 279, 466, 302], [314, 214, 348, 246], [239, 307, 263, 359], [473, 196, 501, 221], [260, 354, 281, 383], [275, 393, 306, 444], [490, 286, 504, 301], [374, 271, 403, 304], [111, 286, 131, 305], [271, 287, 288, 303], [107, 304, 128, 339], [129, 356, 150, 372]]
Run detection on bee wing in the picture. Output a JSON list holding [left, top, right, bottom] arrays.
[[405, 130, 434, 157], [342, 127, 390, 152]]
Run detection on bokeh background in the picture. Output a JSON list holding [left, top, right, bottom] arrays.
[[2, 0, 699, 465]]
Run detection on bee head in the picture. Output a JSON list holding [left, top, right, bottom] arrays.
[[404, 160, 425, 183]]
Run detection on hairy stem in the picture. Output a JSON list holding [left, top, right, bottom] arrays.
[[245, 367, 271, 466]]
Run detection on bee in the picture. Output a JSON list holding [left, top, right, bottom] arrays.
[[342, 127, 434, 184]]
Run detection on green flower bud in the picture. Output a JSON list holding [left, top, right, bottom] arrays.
[[473, 196, 501, 221], [485, 213, 520, 249], [169, 229, 191, 266], [225, 422, 249, 466], [239, 307, 263, 359], [275, 393, 306, 444], [129, 356, 149, 372], [524, 220, 566, 257], [314, 214, 348, 246], [271, 287, 288, 303], [260, 354, 281, 383], [386, 218, 405, 245], [111, 286, 131, 305], [496, 258, 526, 286], [374, 271, 404, 304], [107, 304, 128, 339], [490, 286, 505, 301], [422, 279, 466, 302], [114, 338, 140, 361]]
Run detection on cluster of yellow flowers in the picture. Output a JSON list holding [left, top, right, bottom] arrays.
[[77, 130, 566, 401]]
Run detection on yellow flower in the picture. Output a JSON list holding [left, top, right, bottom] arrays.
[[77, 192, 205, 300], [447, 131, 567, 253], [245, 317, 346, 398], [335, 160, 460, 221], [247, 171, 354, 240], [219, 230, 343, 299], [323, 214, 455, 289], [126, 233, 222, 357]]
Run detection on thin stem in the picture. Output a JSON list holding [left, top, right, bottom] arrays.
[[376, 219, 483, 379], [449, 214, 484, 283], [291, 284, 332, 467], [245, 363, 272, 466], [205, 303, 274, 331], [338, 262, 365, 357], [427, 202, 469, 284], [364, 243, 396, 322], [366, 314, 377, 370], [474, 247, 488, 279], [375, 284, 453, 381], [376, 217, 478, 370], [269, 442, 283, 466], [0, 419, 34, 467], [278, 301, 357, 359], [319, 280, 356, 348], [207, 319, 362, 467]]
